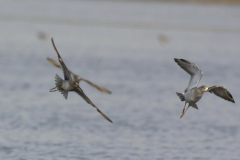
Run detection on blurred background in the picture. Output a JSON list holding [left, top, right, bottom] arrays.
[[0, 0, 240, 159]]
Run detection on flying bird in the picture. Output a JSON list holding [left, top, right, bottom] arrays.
[[47, 58, 111, 94], [174, 58, 235, 118], [49, 38, 112, 123]]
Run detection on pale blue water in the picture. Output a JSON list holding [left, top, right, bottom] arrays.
[[0, 1, 240, 160]]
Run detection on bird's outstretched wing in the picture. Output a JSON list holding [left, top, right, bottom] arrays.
[[47, 57, 62, 69], [51, 38, 72, 81], [208, 85, 235, 103], [81, 78, 111, 94], [74, 87, 113, 123], [47, 57, 111, 94], [174, 58, 203, 93]]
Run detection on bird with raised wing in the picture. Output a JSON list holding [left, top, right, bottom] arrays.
[[174, 58, 235, 118], [49, 38, 112, 123], [47, 57, 111, 94]]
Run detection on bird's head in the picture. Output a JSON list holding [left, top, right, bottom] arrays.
[[74, 81, 79, 87], [199, 85, 208, 92]]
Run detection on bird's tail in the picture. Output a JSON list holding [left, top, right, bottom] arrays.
[[176, 92, 185, 101], [50, 74, 63, 92], [55, 74, 63, 88]]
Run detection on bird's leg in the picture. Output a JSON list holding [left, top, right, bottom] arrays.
[[50, 86, 58, 92], [180, 103, 189, 119], [182, 102, 187, 114], [185, 105, 191, 112]]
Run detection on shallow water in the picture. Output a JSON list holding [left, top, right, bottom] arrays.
[[0, 1, 240, 160]]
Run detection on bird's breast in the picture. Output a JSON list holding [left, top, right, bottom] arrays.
[[185, 88, 203, 103], [62, 81, 74, 91]]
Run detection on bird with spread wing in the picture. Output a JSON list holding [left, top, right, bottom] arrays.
[[174, 58, 235, 118], [49, 38, 112, 123]]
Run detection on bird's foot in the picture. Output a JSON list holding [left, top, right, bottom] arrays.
[[50, 86, 58, 92]]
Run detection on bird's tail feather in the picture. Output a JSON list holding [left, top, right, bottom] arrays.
[[191, 103, 198, 110], [50, 74, 63, 92], [55, 74, 63, 87], [176, 92, 185, 101], [54, 74, 69, 99]]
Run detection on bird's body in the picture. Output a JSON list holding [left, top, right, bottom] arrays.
[[49, 38, 112, 123], [184, 85, 208, 105], [185, 88, 200, 103], [174, 58, 235, 118], [61, 80, 75, 91]]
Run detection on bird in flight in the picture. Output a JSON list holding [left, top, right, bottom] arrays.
[[174, 58, 235, 118], [49, 38, 112, 123], [47, 57, 111, 94]]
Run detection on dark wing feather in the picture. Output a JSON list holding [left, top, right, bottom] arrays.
[[51, 38, 72, 81], [59, 90, 68, 99], [208, 85, 235, 103], [74, 87, 113, 123], [174, 58, 203, 93]]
